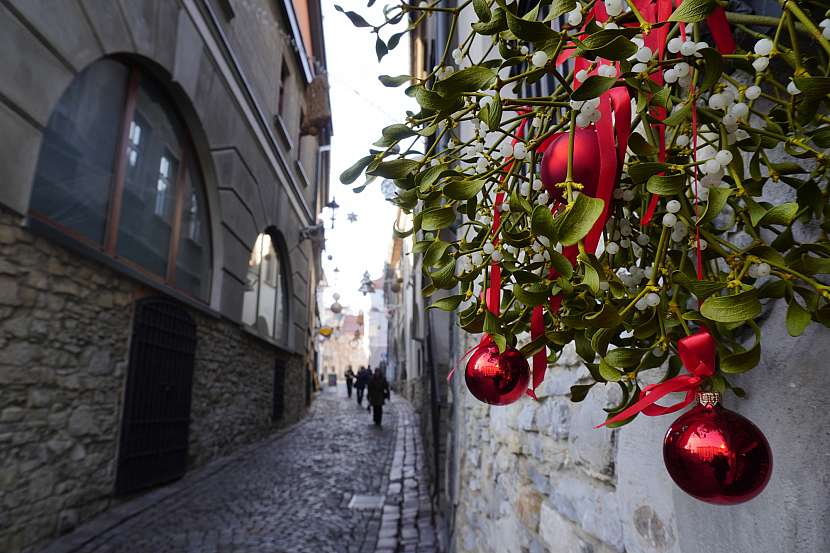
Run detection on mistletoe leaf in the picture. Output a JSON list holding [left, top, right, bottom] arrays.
[[480, 93, 503, 129], [697, 48, 723, 91], [569, 383, 595, 402], [786, 299, 811, 337], [550, 0, 577, 17], [628, 162, 668, 183], [700, 290, 762, 323], [758, 202, 798, 227], [340, 155, 374, 184], [367, 158, 419, 179], [531, 204, 557, 242], [504, 9, 558, 43], [379, 74, 411, 87], [382, 124, 416, 141], [472, 7, 507, 35], [598, 357, 623, 381], [434, 66, 498, 95], [473, 0, 491, 22], [334, 5, 372, 27], [423, 239, 451, 267], [605, 347, 644, 369], [421, 206, 457, 231], [429, 258, 457, 289], [668, 0, 716, 23], [793, 76, 830, 99], [375, 36, 388, 61], [698, 186, 731, 224], [558, 195, 604, 246], [549, 250, 574, 279], [646, 172, 686, 196], [444, 178, 486, 200], [571, 76, 616, 101], [428, 294, 464, 311], [720, 343, 761, 374]]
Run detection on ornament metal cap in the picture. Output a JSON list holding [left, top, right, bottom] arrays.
[[696, 392, 720, 407]]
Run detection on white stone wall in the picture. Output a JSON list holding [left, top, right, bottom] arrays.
[[453, 306, 830, 553]]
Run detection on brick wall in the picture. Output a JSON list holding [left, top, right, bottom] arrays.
[[0, 208, 306, 553]]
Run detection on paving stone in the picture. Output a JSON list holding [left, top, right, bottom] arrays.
[[43, 387, 440, 553]]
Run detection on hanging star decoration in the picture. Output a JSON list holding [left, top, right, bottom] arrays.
[[347, 212, 358, 223]]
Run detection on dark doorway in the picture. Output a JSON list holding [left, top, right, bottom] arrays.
[[273, 360, 286, 421], [116, 297, 196, 495]]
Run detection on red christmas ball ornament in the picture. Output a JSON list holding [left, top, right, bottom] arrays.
[[465, 341, 529, 406], [663, 392, 773, 505], [540, 128, 602, 200]]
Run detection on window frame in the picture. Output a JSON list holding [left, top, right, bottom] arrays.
[[28, 60, 213, 304]]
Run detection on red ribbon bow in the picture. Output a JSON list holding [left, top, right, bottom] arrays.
[[596, 329, 716, 428]]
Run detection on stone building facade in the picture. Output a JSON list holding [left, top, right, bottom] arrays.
[[0, 1, 330, 551]]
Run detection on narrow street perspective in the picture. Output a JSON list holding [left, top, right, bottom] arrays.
[[39, 386, 437, 553], [3, 1, 830, 553]]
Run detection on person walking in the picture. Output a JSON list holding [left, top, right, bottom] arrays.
[[367, 368, 390, 427], [355, 366, 370, 406], [344, 366, 356, 399]]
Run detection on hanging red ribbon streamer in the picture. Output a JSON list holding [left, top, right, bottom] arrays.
[[639, 0, 735, 226], [596, 329, 716, 427]]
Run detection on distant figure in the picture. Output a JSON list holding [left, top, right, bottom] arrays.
[[367, 368, 390, 426], [355, 366, 370, 406], [344, 366, 356, 399]]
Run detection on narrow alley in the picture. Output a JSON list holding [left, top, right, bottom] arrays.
[[41, 388, 437, 553]]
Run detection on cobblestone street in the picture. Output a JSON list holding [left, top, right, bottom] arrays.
[[42, 388, 437, 553]]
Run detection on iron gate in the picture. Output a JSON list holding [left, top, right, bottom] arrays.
[[115, 297, 196, 495]]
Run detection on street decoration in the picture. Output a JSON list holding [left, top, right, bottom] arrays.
[[337, 0, 830, 502]]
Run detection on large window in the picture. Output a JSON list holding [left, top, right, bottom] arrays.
[[242, 232, 289, 344], [30, 59, 212, 302]]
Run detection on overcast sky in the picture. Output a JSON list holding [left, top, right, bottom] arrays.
[[320, 1, 416, 315]]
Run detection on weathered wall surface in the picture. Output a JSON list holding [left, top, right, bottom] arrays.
[[0, 209, 307, 553], [452, 314, 830, 553]]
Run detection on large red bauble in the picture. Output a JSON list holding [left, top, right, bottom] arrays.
[[540, 128, 602, 200], [464, 343, 529, 406], [663, 396, 773, 505]]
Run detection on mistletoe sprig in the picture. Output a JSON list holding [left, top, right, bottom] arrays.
[[338, 0, 830, 421]]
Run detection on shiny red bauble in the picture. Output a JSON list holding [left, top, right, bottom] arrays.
[[465, 342, 530, 406], [540, 128, 602, 200], [663, 396, 773, 505]]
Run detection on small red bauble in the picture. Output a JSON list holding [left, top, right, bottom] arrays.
[[540, 128, 602, 200], [465, 342, 529, 406], [663, 393, 773, 505]]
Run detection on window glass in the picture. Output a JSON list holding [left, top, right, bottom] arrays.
[[116, 77, 185, 277], [175, 159, 211, 301], [241, 232, 288, 341], [30, 59, 129, 244]]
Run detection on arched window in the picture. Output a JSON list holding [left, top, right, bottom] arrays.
[[242, 232, 289, 343], [29, 58, 212, 302]]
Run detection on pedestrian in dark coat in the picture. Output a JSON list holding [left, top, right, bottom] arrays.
[[355, 366, 370, 406], [344, 366, 356, 398], [367, 368, 390, 426]]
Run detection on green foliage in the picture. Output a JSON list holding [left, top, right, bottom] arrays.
[[335, 0, 830, 415]]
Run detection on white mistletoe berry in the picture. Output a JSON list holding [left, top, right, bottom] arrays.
[[730, 102, 749, 119], [635, 46, 653, 63], [666, 200, 681, 213], [680, 40, 697, 57], [566, 8, 583, 27], [646, 292, 661, 307], [667, 37, 683, 54], [499, 141, 514, 158], [745, 85, 762, 100], [675, 62, 691, 77], [676, 134, 690, 147], [519, 45, 529, 55], [787, 80, 801, 95], [752, 56, 769, 72], [605, 241, 620, 255], [531, 50, 549, 68], [663, 68, 679, 83], [492, 251, 503, 263], [708, 93, 727, 111], [513, 142, 527, 160], [662, 213, 677, 227], [604, 0, 625, 17], [632, 62, 648, 73], [754, 38, 773, 56], [715, 150, 733, 167]]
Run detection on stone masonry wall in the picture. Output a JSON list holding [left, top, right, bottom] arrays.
[[453, 307, 830, 553], [0, 208, 307, 553]]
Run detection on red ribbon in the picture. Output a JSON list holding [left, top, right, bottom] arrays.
[[596, 329, 716, 427]]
